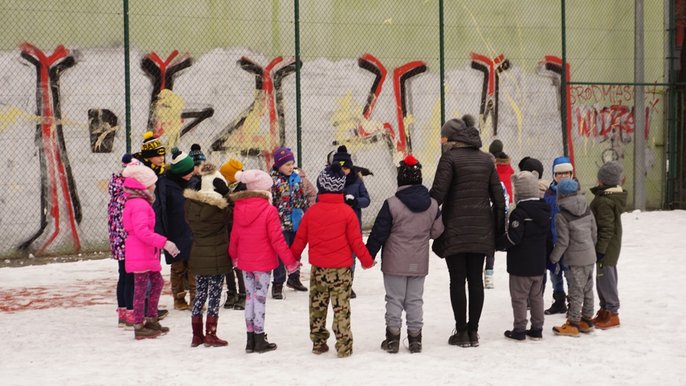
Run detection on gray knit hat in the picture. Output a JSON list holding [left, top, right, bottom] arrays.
[[512, 171, 540, 201], [440, 118, 467, 141], [597, 161, 624, 186]]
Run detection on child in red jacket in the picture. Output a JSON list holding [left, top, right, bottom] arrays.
[[291, 163, 375, 358], [229, 169, 300, 353]]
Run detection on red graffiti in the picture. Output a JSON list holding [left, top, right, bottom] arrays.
[[574, 104, 655, 140], [471, 52, 510, 136]]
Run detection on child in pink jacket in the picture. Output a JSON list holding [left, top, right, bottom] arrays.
[[229, 169, 300, 354], [122, 163, 179, 340]]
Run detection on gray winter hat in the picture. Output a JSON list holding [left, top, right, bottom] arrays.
[[512, 171, 540, 201], [597, 161, 624, 186], [440, 118, 467, 141]]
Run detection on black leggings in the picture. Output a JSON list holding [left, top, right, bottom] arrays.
[[117, 260, 134, 309], [446, 253, 485, 332]]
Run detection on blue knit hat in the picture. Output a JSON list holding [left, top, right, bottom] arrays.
[[557, 178, 579, 199], [552, 156, 573, 175], [188, 144, 206, 166]]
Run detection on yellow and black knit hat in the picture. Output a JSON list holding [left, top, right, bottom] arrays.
[[140, 131, 166, 159]]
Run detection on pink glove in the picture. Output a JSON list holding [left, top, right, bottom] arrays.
[[286, 261, 302, 274]]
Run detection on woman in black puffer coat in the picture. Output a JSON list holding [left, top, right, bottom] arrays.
[[429, 115, 506, 348]]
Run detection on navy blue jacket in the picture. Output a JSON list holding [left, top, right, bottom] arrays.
[[344, 172, 370, 225], [501, 199, 553, 277], [154, 172, 193, 264]]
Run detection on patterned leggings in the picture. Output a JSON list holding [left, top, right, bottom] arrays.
[[242, 271, 271, 333], [192, 275, 224, 317], [133, 271, 164, 324]]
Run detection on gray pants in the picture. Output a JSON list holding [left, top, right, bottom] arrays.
[[383, 274, 425, 333], [564, 264, 595, 323], [509, 274, 545, 331], [597, 263, 620, 313]]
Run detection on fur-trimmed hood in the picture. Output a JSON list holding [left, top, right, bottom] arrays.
[[183, 188, 228, 209]]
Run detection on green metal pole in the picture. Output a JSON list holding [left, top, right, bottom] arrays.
[[439, 0, 445, 127], [667, 0, 677, 208], [561, 0, 568, 157], [294, 0, 303, 168], [123, 0, 131, 154]]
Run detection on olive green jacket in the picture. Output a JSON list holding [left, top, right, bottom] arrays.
[[590, 185, 627, 266], [183, 189, 231, 276]]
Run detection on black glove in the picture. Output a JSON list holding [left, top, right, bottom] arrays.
[[596, 253, 605, 263], [213, 178, 230, 196], [344, 194, 358, 208], [495, 234, 508, 251]]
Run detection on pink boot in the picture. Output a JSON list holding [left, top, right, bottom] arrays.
[[117, 308, 127, 328]]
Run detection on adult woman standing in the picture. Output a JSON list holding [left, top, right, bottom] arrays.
[[430, 115, 506, 348]]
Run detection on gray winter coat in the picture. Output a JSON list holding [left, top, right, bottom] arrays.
[[549, 194, 597, 267], [429, 131, 506, 258], [367, 185, 444, 276]]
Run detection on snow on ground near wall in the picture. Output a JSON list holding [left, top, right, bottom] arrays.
[[1, 211, 685, 385]]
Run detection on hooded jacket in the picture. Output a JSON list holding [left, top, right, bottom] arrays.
[[549, 194, 598, 267], [366, 185, 444, 276], [183, 188, 231, 276], [430, 127, 506, 258], [291, 193, 374, 269], [501, 199, 553, 276], [229, 190, 297, 272], [590, 185, 627, 266], [154, 172, 192, 264], [122, 177, 167, 273]]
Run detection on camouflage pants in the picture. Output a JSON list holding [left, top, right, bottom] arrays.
[[309, 266, 353, 356]]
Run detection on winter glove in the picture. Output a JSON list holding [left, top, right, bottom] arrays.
[[286, 261, 302, 275], [596, 253, 605, 263], [213, 178, 230, 196], [164, 240, 180, 257], [495, 234, 508, 251], [344, 194, 358, 208]]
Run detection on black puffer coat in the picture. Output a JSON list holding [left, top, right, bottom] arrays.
[[429, 126, 506, 258]]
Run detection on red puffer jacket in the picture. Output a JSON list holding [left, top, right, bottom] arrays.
[[291, 193, 374, 269]]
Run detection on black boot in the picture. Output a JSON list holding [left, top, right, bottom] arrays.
[[234, 293, 246, 310], [286, 277, 308, 292], [545, 292, 567, 315], [272, 284, 284, 300], [223, 291, 237, 309], [380, 327, 400, 353], [408, 329, 422, 353], [448, 329, 471, 347], [245, 332, 255, 353], [254, 333, 277, 353]]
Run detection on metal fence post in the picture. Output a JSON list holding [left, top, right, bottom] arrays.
[[634, 0, 646, 210], [123, 0, 131, 153], [294, 0, 303, 167]]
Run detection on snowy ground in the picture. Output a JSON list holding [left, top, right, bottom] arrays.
[[1, 210, 685, 385]]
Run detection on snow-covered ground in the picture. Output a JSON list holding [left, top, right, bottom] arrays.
[[1, 210, 685, 385]]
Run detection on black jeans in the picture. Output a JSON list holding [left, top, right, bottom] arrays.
[[117, 260, 134, 309], [446, 253, 485, 332]]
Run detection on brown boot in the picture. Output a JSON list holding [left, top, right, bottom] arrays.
[[578, 318, 595, 333], [595, 312, 620, 330], [144, 317, 170, 334], [552, 320, 580, 337], [174, 292, 189, 311], [592, 309, 609, 325], [191, 315, 204, 347], [134, 323, 161, 340], [204, 315, 228, 347]]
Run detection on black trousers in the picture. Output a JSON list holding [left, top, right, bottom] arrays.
[[446, 253, 485, 332]]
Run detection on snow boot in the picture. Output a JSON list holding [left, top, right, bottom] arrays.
[[271, 284, 284, 300], [191, 315, 204, 347], [312, 342, 329, 355], [552, 320, 580, 337], [245, 332, 255, 353], [468, 330, 480, 347], [223, 291, 238, 309], [286, 277, 307, 292], [157, 309, 169, 320], [134, 323, 161, 340], [254, 333, 277, 353], [545, 292, 567, 315], [484, 269, 494, 289], [234, 293, 246, 311], [408, 329, 422, 353], [526, 328, 543, 340], [144, 316, 169, 334], [448, 329, 471, 347], [578, 317, 595, 333], [117, 308, 127, 327], [504, 329, 526, 341], [380, 327, 400, 353], [595, 312, 620, 330], [592, 309, 610, 325], [174, 292, 189, 311], [204, 315, 228, 347]]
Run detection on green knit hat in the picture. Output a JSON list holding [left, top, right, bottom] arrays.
[[170, 147, 195, 176]]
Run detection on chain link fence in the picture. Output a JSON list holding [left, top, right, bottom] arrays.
[[0, 0, 674, 258]]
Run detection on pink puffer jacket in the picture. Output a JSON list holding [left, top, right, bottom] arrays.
[[228, 190, 297, 272], [123, 178, 167, 273]]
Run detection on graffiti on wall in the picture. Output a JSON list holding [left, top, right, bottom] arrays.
[[18, 43, 82, 255], [471, 52, 510, 137]]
